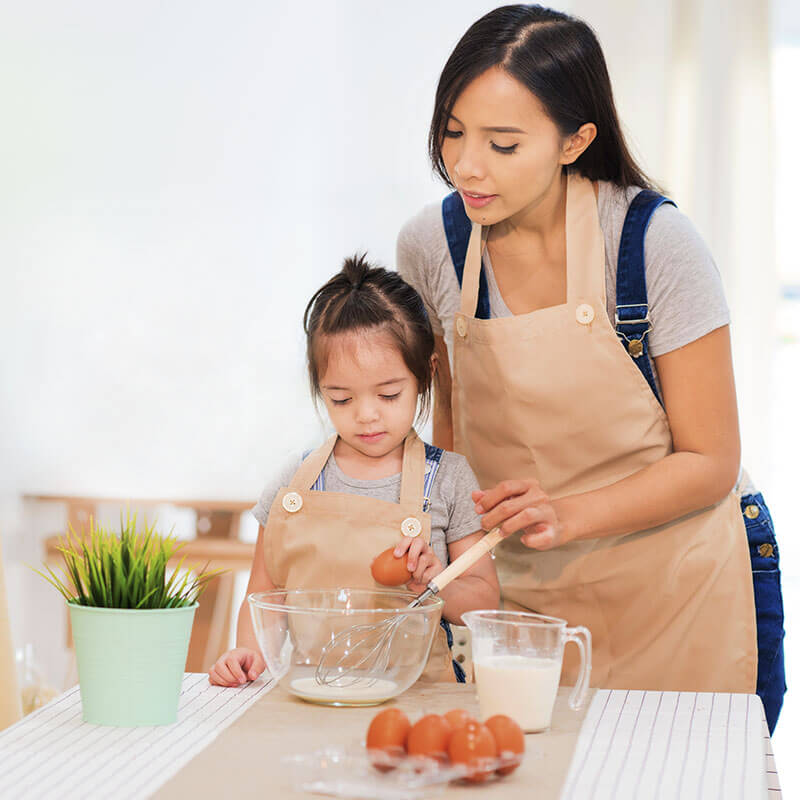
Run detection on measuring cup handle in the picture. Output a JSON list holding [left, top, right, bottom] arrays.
[[564, 625, 592, 710]]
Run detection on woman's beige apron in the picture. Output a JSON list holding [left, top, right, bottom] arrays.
[[451, 173, 757, 692], [263, 430, 454, 682]]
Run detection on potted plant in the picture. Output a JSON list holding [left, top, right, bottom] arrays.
[[36, 513, 221, 726]]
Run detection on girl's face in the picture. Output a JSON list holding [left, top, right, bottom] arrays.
[[441, 66, 573, 227], [319, 330, 420, 459]]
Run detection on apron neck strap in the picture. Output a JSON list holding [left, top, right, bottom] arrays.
[[399, 430, 426, 508], [566, 172, 606, 302], [289, 434, 338, 489], [459, 223, 489, 317], [288, 431, 427, 510], [458, 173, 605, 315]]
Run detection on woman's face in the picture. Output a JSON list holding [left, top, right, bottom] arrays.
[[441, 66, 570, 227]]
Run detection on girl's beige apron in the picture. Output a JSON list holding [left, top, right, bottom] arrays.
[[451, 173, 757, 692], [264, 431, 454, 682]]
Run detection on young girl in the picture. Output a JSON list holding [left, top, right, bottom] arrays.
[[208, 255, 499, 687]]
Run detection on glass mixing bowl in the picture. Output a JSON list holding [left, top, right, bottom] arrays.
[[248, 588, 444, 707]]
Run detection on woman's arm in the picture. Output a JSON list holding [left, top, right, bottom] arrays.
[[432, 334, 454, 451], [476, 326, 742, 546]]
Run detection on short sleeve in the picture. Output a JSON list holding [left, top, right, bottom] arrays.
[[251, 452, 306, 527], [644, 204, 731, 357], [396, 208, 445, 338], [438, 452, 483, 545]]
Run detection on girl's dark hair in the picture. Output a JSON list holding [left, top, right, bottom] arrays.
[[303, 254, 435, 422], [429, 4, 659, 191]]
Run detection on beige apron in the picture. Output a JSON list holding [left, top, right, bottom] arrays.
[[264, 430, 454, 682], [451, 173, 757, 692]]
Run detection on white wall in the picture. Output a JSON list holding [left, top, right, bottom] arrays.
[[0, 0, 780, 676], [0, 0, 691, 504]]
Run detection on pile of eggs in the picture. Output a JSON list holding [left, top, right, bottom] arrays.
[[365, 707, 525, 783]]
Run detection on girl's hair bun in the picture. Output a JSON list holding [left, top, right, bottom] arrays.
[[342, 253, 370, 290]]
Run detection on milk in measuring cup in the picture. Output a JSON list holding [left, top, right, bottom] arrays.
[[473, 654, 561, 732]]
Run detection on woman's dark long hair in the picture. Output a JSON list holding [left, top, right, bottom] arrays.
[[429, 4, 659, 191]]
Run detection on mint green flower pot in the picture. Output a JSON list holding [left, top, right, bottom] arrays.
[[69, 602, 197, 726]]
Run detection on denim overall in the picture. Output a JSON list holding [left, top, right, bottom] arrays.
[[442, 187, 785, 731]]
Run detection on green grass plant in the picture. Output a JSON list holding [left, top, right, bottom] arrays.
[[35, 513, 223, 609]]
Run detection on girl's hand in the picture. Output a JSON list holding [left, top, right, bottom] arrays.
[[208, 647, 266, 687], [472, 479, 565, 550], [393, 536, 444, 594]]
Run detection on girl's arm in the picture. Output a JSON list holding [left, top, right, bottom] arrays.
[[209, 525, 274, 686], [397, 532, 500, 625], [432, 334, 455, 451], [438, 532, 500, 624], [235, 524, 276, 649], [476, 326, 742, 546]]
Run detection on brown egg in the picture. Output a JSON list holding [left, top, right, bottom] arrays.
[[366, 708, 411, 771], [371, 546, 413, 586], [485, 714, 525, 776], [406, 714, 451, 762], [443, 708, 475, 731], [448, 720, 498, 783]]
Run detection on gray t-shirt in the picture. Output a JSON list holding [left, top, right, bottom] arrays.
[[252, 447, 482, 567], [396, 180, 730, 397], [395, 181, 759, 494]]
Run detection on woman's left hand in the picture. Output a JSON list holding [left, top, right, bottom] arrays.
[[473, 479, 565, 549]]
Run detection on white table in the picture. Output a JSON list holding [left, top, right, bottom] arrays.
[[0, 675, 782, 799]]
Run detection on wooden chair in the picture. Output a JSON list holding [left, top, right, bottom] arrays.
[[0, 537, 22, 728], [33, 495, 255, 673]]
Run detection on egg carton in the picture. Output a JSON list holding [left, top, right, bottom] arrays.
[[283, 742, 530, 799]]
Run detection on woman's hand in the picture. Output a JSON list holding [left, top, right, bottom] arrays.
[[393, 536, 445, 594], [208, 647, 266, 687], [473, 479, 565, 549]]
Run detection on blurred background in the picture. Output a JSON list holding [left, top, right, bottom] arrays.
[[1, 0, 797, 789]]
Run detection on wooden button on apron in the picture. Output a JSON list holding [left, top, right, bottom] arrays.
[[744, 504, 760, 520], [401, 517, 422, 537], [575, 303, 595, 325], [759, 543, 774, 558], [456, 317, 468, 338], [282, 491, 303, 513]]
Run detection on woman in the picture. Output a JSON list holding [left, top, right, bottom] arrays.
[[396, 4, 784, 731]]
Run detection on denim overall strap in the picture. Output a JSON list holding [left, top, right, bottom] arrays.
[[422, 441, 466, 683], [616, 189, 676, 406], [740, 492, 786, 733], [442, 192, 491, 319], [302, 450, 325, 491], [422, 444, 443, 513]]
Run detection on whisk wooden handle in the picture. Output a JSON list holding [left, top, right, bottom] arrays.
[[429, 527, 505, 593]]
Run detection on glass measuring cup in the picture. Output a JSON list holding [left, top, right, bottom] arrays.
[[462, 609, 591, 732]]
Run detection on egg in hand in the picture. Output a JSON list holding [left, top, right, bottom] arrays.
[[370, 546, 413, 586]]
